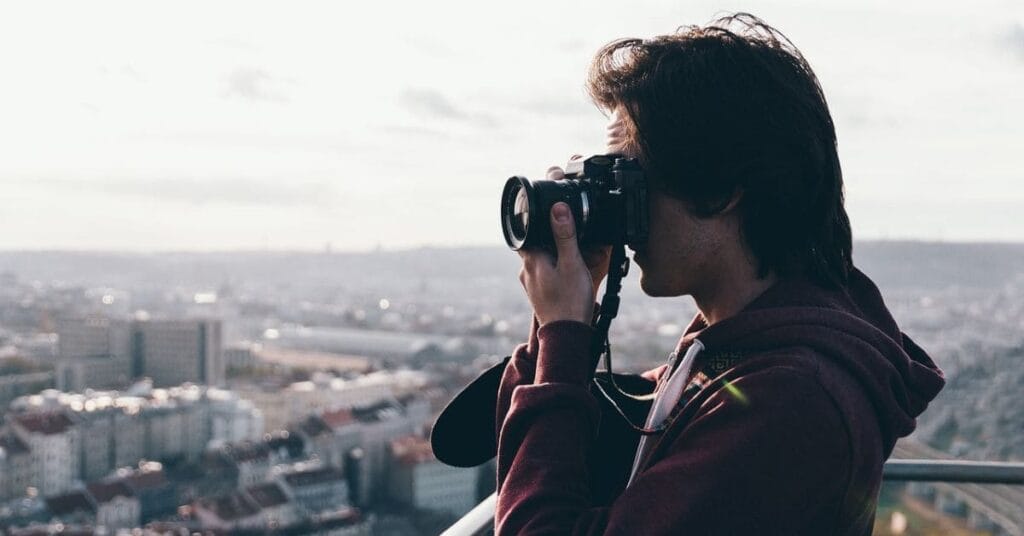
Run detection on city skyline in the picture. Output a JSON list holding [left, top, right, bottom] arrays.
[[2, 0, 1023, 251]]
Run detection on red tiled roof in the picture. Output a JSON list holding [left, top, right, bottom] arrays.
[[390, 435, 435, 465], [122, 468, 167, 491], [87, 480, 134, 503], [14, 411, 75, 435], [320, 408, 355, 429]]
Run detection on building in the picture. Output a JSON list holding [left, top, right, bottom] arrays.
[[278, 463, 350, 514], [135, 319, 224, 387], [209, 388, 263, 445], [234, 369, 429, 434], [116, 462, 177, 523], [0, 432, 32, 500], [0, 370, 55, 408], [9, 383, 262, 488], [10, 411, 80, 496], [388, 435, 477, 517], [87, 480, 141, 530], [77, 407, 117, 481], [55, 355, 132, 393], [246, 482, 299, 529], [55, 317, 133, 392], [112, 403, 147, 469], [56, 317, 132, 362], [193, 482, 299, 531], [220, 441, 274, 488], [349, 399, 416, 506], [44, 490, 95, 526]]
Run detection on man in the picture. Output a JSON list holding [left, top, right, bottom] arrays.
[[498, 13, 945, 535]]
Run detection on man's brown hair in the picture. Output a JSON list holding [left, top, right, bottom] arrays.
[[588, 13, 853, 287]]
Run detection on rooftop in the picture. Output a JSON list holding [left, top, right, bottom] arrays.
[[265, 431, 305, 459], [391, 435, 436, 465], [120, 466, 168, 491], [320, 408, 355, 428], [203, 493, 260, 521], [297, 415, 331, 438], [282, 466, 346, 488], [13, 411, 75, 435], [352, 399, 404, 424], [86, 480, 134, 503], [45, 490, 95, 516], [246, 482, 289, 509], [222, 441, 270, 463]]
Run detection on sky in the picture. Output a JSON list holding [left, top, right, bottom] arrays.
[[1, 0, 1022, 251]]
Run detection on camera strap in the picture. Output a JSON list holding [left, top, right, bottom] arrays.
[[591, 244, 666, 435], [589, 244, 627, 363]]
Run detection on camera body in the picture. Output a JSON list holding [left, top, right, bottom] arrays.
[[501, 154, 649, 250]]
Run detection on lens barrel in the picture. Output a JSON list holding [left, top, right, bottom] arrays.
[[501, 177, 587, 250], [500, 154, 648, 251]]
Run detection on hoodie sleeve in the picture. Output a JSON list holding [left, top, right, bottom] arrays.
[[496, 360, 854, 535], [495, 316, 542, 442]]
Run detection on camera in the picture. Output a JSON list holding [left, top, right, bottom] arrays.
[[500, 154, 649, 250]]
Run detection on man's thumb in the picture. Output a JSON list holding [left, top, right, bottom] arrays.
[[550, 203, 581, 262]]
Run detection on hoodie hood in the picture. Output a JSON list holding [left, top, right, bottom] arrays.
[[691, 266, 945, 451]]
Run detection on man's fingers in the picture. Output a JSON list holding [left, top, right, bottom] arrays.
[[546, 166, 565, 181], [550, 202, 582, 268]]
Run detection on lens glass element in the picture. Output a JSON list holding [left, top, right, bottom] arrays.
[[511, 185, 529, 239]]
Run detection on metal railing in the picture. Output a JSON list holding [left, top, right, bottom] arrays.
[[443, 459, 1024, 536]]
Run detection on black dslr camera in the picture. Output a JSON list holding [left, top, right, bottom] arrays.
[[500, 154, 649, 250]]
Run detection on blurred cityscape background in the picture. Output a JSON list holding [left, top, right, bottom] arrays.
[[2, 0, 1023, 534], [0, 242, 1020, 534]]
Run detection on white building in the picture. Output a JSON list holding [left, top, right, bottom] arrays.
[[10, 411, 81, 496], [235, 369, 430, 434], [209, 389, 264, 444], [10, 383, 262, 485], [87, 480, 141, 531], [278, 463, 349, 515], [0, 433, 32, 500], [388, 435, 477, 517]]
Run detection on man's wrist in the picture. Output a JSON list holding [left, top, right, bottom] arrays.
[[535, 320, 595, 385]]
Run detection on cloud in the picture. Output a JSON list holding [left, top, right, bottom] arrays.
[[27, 178, 336, 208], [399, 88, 497, 127], [1007, 23, 1024, 60], [223, 68, 291, 103], [400, 88, 468, 119]]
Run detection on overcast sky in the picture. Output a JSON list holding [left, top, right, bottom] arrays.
[[1, 0, 1022, 251]]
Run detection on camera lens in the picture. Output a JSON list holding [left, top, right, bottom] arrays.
[[501, 177, 534, 250], [511, 185, 529, 238]]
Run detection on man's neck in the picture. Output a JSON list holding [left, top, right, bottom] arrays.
[[692, 258, 777, 326]]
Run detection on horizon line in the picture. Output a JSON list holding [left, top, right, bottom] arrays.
[[1, 237, 1023, 256]]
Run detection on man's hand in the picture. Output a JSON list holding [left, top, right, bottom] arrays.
[[546, 160, 612, 295], [518, 202, 595, 326]]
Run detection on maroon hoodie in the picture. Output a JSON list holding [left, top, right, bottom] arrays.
[[495, 268, 945, 535]]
